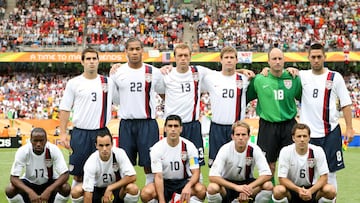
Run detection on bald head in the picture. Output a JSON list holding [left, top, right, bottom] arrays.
[[268, 48, 285, 76]]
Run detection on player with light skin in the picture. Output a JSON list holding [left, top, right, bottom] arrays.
[[59, 47, 116, 193], [71, 128, 139, 203], [207, 121, 273, 203], [272, 123, 336, 203], [202, 46, 252, 168], [5, 128, 70, 203], [140, 115, 206, 203], [247, 47, 302, 178]]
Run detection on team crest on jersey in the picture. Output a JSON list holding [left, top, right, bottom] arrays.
[[145, 73, 152, 83], [181, 151, 188, 161], [192, 72, 199, 82], [112, 162, 119, 172], [283, 80, 292, 89], [246, 157, 253, 166], [45, 158, 53, 167], [325, 80, 333, 90], [307, 158, 315, 168], [102, 83, 108, 93], [236, 80, 243, 89]]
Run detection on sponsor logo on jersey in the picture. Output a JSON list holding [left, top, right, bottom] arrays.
[[284, 80, 292, 89], [325, 80, 333, 90]]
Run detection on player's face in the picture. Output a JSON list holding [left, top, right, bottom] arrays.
[[81, 52, 99, 75], [231, 126, 249, 152], [308, 49, 326, 72], [268, 48, 284, 73], [96, 135, 113, 161], [293, 129, 310, 152], [126, 41, 143, 66], [175, 48, 191, 71], [164, 120, 182, 142], [31, 133, 47, 155], [220, 52, 237, 73]]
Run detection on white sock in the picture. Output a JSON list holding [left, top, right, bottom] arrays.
[[328, 172, 337, 191], [319, 197, 335, 203], [147, 199, 158, 203], [54, 193, 69, 203], [206, 192, 222, 203], [272, 194, 289, 203], [72, 179, 80, 188], [190, 195, 204, 202], [71, 196, 84, 203], [123, 191, 139, 203], [6, 194, 24, 203], [255, 190, 272, 203], [145, 173, 155, 185]]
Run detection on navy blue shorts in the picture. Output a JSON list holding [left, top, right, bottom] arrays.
[[93, 187, 122, 203], [208, 122, 232, 167], [310, 125, 344, 172], [223, 178, 256, 203], [257, 118, 296, 163], [163, 179, 188, 202], [182, 121, 205, 166], [289, 185, 317, 203], [69, 127, 103, 176], [119, 119, 159, 167], [20, 179, 56, 202]]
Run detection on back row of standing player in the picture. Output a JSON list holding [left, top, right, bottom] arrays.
[[59, 38, 354, 201]]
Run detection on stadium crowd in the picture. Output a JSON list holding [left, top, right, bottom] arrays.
[[0, 1, 359, 52], [196, 0, 360, 52]]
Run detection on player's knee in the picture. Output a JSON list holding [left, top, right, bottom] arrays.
[[262, 180, 274, 191], [59, 182, 71, 196], [206, 183, 221, 194], [126, 183, 139, 195], [322, 184, 337, 199], [193, 183, 206, 199], [273, 185, 287, 199], [5, 184, 17, 198], [70, 184, 83, 199], [140, 184, 156, 202]]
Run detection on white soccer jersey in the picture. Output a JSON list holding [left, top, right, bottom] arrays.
[[82, 147, 136, 192], [10, 142, 68, 185], [209, 141, 271, 181], [150, 137, 199, 180], [159, 65, 210, 122], [278, 143, 329, 186], [110, 63, 163, 119], [299, 69, 352, 138], [59, 74, 115, 129], [203, 72, 249, 124]]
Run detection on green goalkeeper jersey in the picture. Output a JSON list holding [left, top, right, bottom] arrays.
[[247, 71, 302, 122]]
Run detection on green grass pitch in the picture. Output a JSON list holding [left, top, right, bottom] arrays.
[[1, 148, 359, 202]]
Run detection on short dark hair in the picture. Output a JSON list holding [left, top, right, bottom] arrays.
[[31, 127, 47, 138], [291, 123, 311, 136], [81, 47, 99, 61], [165, 114, 182, 126], [125, 37, 144, 49], [95, 127, 113, 144], [308, 43, 325, 55]]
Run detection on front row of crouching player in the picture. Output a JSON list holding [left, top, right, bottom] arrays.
[[4, 116, 336, 203]]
